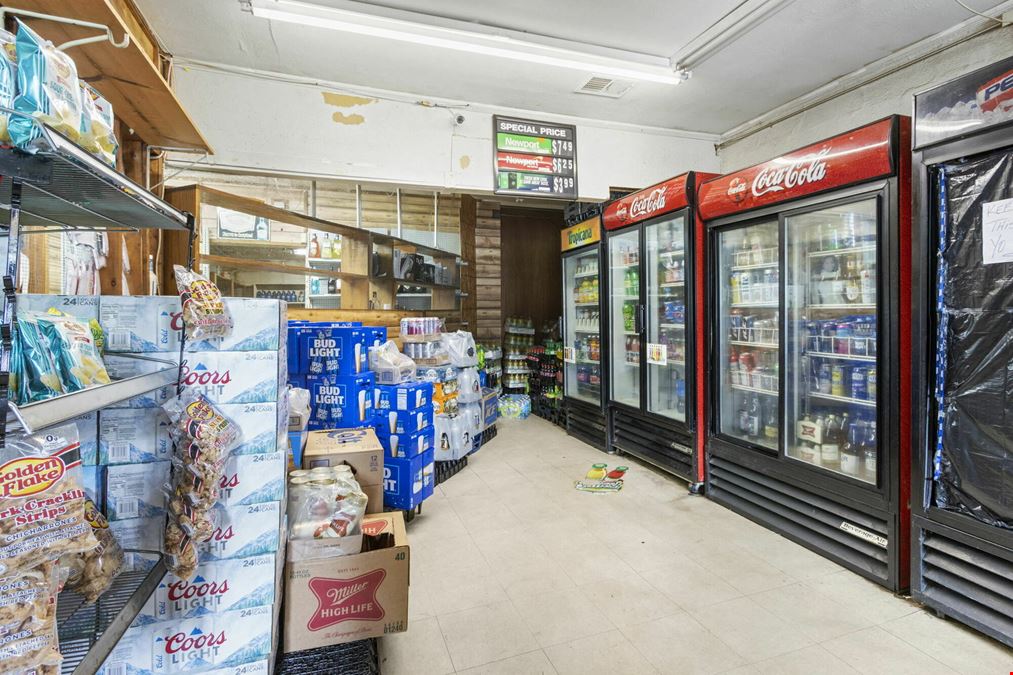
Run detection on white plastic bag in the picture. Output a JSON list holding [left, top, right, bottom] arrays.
[[456, 367, 482, 403], [442, 331, 478, 367], [370, 340, 416, 385]]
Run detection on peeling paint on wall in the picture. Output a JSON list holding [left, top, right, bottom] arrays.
[[459, 155, 471, 169], [331, 112, 366, 125], [323, 92, 375, 125]]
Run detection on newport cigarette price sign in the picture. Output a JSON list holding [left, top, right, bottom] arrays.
[[493, 115, 577, 199]]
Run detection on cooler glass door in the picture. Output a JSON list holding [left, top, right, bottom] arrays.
[[564, 248, 602, 405], [646, 214, 688, 421], [609, 228, 641, 407], [717, 221, 780, 450], [785, 198, 879, 483]]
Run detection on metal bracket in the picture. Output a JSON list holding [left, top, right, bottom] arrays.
[[0, 7, 131, 51]]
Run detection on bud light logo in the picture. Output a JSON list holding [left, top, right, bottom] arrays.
[[751, 147, 830, 198], [306, 569, 386, 630], [160, 627, 227, 660], [180, 361, 232, 387]]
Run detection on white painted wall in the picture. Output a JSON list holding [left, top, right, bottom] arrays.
[[717, 26, 1013, 171], [171, 64, 719, 199]]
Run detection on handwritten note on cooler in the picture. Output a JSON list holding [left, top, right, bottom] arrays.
[[982, 197, 1013, 265]]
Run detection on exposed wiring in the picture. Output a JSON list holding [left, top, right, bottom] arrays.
[[150, 150, 209, 190], [952, 0, 1004, 23]]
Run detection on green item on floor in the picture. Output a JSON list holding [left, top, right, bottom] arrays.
[[574, 478, 624, 493]]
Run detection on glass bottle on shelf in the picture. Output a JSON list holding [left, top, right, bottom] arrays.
[[309, 233, 321, 258], [841, 419, 862, 478], [332, 235, 342, 259], [821, 413, 841, 471], [862, 420, 877, 483]]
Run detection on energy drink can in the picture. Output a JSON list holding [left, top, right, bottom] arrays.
[[851, 366, 867, 400], [831, 365, 846, 397]]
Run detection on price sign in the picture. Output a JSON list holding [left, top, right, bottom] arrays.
[[494, 116, 577, 199]]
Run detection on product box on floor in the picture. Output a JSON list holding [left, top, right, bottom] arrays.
[[197, 502, 283, 562], [104, 461, 170, 521], [218, 451, 286, 507], [134, 554, 278, 625], [98, 407, 171, 464], [302, 428, 384, 514], [282, 512, 409, 652], [378, 428, 433, 459], [308, 372, 375, 429], [291, 324, 370, 376], [383, 448, 435, 510], [98, 605, 274, 674], [374, 407, 432, 436], [482, 389, 499, 429], [374, 381, 432, 412]]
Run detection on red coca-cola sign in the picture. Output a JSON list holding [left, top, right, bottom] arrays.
[[603, 174, 691, 230], [306, 569, 386, 630], [699, 117, 898, 220]]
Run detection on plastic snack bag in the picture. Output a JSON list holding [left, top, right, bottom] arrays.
[[0, 562, 62, 674], [163, 519, 198, 581], [0, 423, 98, 576], [62, 500, 125, 603], [0, 29, 17, 143], [163, 391, 242, 458], [9, 21, 81, 149], [173, 265, 233, 341], [78, 82, 117, 167], [14, 316, 63, 404], [37, 310, 110, 390]]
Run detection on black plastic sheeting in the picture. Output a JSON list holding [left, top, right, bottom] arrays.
[[933, 149, 1013, 529]]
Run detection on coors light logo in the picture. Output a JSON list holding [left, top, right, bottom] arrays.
[[751, 147, 830, 197], [307, 569, 386, 630], [629, 187, 667, 220]]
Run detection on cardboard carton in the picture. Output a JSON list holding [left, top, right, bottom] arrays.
[[98, 407, 171, 464], [378, 428, 433, 459], [373, 381, 432, 412], [374, 408, 433, 437], [383, 448, 435, 510], [198, 502, 282, 562], [180, 351, 286, 405], [104, 461, 170, 521], [218, 451, 286, 507], [71, 412, 98, 465], [308, 372, 375, 429], [303, 428, 384, 514], [282, 512, 409, 652]]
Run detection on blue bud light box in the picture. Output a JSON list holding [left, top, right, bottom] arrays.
[[383, 447, 435, 510]]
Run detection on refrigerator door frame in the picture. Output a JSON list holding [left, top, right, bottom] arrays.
[[604, 220, 647, 414], [706, 178, 901, 514], [561, 241, 606, 413]]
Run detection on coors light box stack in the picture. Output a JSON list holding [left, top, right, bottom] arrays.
[[91, 296, 289, 674]]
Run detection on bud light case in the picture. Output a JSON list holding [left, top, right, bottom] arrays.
[[296, 325, 369, 376], [309, 372, 375, 429], [98, 407, 171, 464], [98, 604, 273, 674], [374, 381, 432, 412], [134, 553, 277, 624], [198, 502, 281, 562], [378, 427, 433, 459], [374, 407, 433, 436], [383, 447, 435, 510]]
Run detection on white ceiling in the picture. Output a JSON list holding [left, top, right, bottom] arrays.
[[136, 0, 1004, 134]]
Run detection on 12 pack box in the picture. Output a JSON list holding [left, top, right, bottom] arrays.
[[374, 407, 433, 436], [293, 324, 370, 376], [309, 372, 375, 429], [383, 447, 435, 510], [374, 381, 432, 413], [378, 427, 433, 459]]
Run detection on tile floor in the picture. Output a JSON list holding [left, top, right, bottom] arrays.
[[378, 416, 1013, 674]]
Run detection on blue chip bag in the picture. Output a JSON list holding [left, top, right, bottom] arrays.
[[9, 20, 81, 149], [0, 29, 16, 142], [14, 315, 63, 403]]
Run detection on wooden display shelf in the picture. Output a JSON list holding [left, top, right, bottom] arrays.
[[201, 255, 367, 281]]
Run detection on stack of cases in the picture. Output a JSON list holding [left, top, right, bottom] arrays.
[[375, 382, 435, 510], [420, 364, 459, 415], [88, 296, 290, 674], [288, 322, 386, 431]]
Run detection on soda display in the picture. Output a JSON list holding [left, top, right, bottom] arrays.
[[563, 247, 602, 405], [608, 230, 640, 407], [646, 215, 689, 420]]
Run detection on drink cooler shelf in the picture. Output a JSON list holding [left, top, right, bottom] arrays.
[[808, 391, 877, 408], [807, 244, 877, 259], [574, 271, 599, 279], [806, 350, 876, 363], [729, 340, 779, 348], [659, 249, 685, 258], [505, 327, 536, 335], [731, 383, 779, 396]]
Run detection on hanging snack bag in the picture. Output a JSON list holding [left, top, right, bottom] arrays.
[[13, 316, 63, 404], [163, 391, 242, 458], [62, 500, 125, 603], [173, 265, 234, 341], [0, 423, 98, 576], [0, 29, 17, 142], [78, 82, 117, 167], [0, 562, 62, 674], [9, 21, 81, 149], [37, 310, 111, 390]]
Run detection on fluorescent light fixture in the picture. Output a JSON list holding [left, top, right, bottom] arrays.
[[247, 0, 688, 85]]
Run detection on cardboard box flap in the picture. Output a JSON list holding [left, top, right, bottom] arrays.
[[286, 512, 407, 563]]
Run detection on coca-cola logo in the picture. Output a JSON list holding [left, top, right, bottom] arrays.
[[162, 628, 227, 654], [727, 177, 747, 203], [167, 577, 230, 602], [751, 147, 830, 198], [180, 361, 232, 387], [307, 569, 386, 631], [629, 187, 667, 219], [615, 204, 629, 223]]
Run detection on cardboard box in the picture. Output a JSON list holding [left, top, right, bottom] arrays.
[[378, 428, 433, 459], [100, 295, 181, 353], [81, 465, 103, 507], [282, 512, 409, 652], [374, 381, 432, 413], [218, 402, 286, 456], [20, 293, 100, 321], [104, 461, 170, 521], [199, 502, 282, 562], [180, 351, 286, 404], [108, 516, 164, 552], [134, 554, 277, 624], [98, 605, 274, 674], [71, 412, 98, 465], [309, 372, 375, 429], [302, 428, 383, 487], [98, 408, 171, 464], [383, 448, 435, 510], [218, 451, 286, 507], [374, 408, 432, 437], [189, 298, 286, 353], [296, 325, 370, 376], [482, 389, 499, 429]]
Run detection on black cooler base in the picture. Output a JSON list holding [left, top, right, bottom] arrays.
[[565, 398, 607, 451], [610, 407, 693, 481]]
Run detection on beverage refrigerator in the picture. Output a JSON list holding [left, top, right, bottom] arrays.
[[602, 172, 714, 486], [699, 116, 912, 591], [910, 56, 1013, 647], [561, 215, 607, 449]]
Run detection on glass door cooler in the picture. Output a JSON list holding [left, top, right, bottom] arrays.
[[911, 57, 1013, 648], [700, 117, 912, 592], [561, 215, 607, 449], [603, 172, 714, 486]]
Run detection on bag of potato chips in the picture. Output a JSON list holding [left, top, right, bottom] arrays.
[[9, 20, 81, 149]]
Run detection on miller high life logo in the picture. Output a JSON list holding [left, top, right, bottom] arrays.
[[361, 519, 391, 536], [751, 146, 830, 197], [307, 569, 386, 630], [0, 456, 65, 498]]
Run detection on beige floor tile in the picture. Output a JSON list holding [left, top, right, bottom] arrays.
[[437, 600, 539, 671], [511, 586, 616, 648], [408, 582, 435, 621], [413, 532, 489, 578], [692, 544, 796, 595], [440, 468, 495, 498], [425, 564, 510, 616], [802, 571, 921, 625], [621, 611, 747, 674], [751, 582, 874, 642], [639, 553, 743, 611], [881, 611, 1013, 675], [493, 556, 576, 601], [456, 649, 558, 675], [823, 626, 957, 675], [744, 645, 858, 674], [378, 616, 454, 675], [544, 629, 658, 675], [584, 573, 681, 629], [552, 545, 638, 586], [691, 596, 814, 662]]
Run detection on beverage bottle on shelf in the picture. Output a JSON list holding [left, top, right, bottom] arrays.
[[739, 268, 751, 304], [862, 421, 878, 482], [841, 418, 862, 477], [813, 224, 825, 252], [831, 364, 846, 396], [738, 394, 750, 436], [821, 413, 841, 470], [866, 367, 877, 400], [824, 222, 840, 251], [747, 394, 762, 439], [751, 234, 764, 266], [332, 236, 342, 259], [859, 261, 876, 304], [841, 215, 857, 249], [728, 348, 740, 385], [730, 271, 741, 304], [309, 233, 321, 258], [763, 398, 778, 441], [763, 268, 775, 303], [631, 267, 639, 295], [623, 302, 634, 331], [675, 377, 686, 415], [844, 257, 861, 304]]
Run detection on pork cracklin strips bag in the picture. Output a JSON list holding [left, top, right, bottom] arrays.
[[173, 265, 234, 341]]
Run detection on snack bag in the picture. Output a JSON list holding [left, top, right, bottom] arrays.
[[10, 21, 81, 149], [78, 82, 117, 167], [62, 500, 125, 603], [0, 562, 62, 674], [163, 519, 198, 581], [163, 392, 242, 458], [36, 310, 111, 391], [0, 424, 98, 576], [0, 29, 17, 143], [173, 265, 233, 341], [14, 316, 63, 404]]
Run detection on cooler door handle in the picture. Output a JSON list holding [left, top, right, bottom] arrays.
[[635, 304, 646, 334]]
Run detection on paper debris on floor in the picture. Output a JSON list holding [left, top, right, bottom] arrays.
[[574, 478, 624, 493]]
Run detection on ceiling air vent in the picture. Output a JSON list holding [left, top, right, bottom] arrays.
[[575, 76, 632, 98]]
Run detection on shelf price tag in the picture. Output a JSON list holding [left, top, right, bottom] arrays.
[[563, 346, 576, 364], [493, 115, 577, 199], [646, 343, 667, 366]]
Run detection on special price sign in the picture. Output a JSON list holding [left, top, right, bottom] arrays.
[[493, 116, 577, 199]]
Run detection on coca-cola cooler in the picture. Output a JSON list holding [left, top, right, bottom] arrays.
[[561, 213, 608, 449], [911, 57, 1013, 646], [602, 172, 714, 487], [699, 116, 912, 591]]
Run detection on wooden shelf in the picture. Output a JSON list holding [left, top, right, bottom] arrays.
[[12, 0, 211, 150], [202, 255, 367, 281]]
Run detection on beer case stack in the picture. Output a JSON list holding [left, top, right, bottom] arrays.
[[91, 297, 290, 674], [375, 381, 436, 510]]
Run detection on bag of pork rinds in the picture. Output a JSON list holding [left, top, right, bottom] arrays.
[[0, 562, 62, 674], [173, 265, 233, 341]]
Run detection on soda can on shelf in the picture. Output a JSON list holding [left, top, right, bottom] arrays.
[[851, 366, 867, 400], [866, 367, 877, 400], [831, 365, 846, 397]]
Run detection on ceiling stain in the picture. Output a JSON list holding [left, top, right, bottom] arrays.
[[322, 92, 377, 108], [459, 155, 471, 169], [331, 112, 366, 125]]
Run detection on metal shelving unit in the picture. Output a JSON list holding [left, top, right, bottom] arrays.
[[0, 122, 193, 675]]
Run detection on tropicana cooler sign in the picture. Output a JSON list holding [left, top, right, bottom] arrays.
[[699, 117, 897, 219], [603, 174, 691, 230]]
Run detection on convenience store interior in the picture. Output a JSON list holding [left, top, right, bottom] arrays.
[[0, 1, 1011, 674]]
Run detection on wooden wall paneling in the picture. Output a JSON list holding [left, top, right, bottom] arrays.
[[474, 200, 502, 341], [459, 195, 477, 333], [162, 185, 200, 292], [499, 206, 563, 337]]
